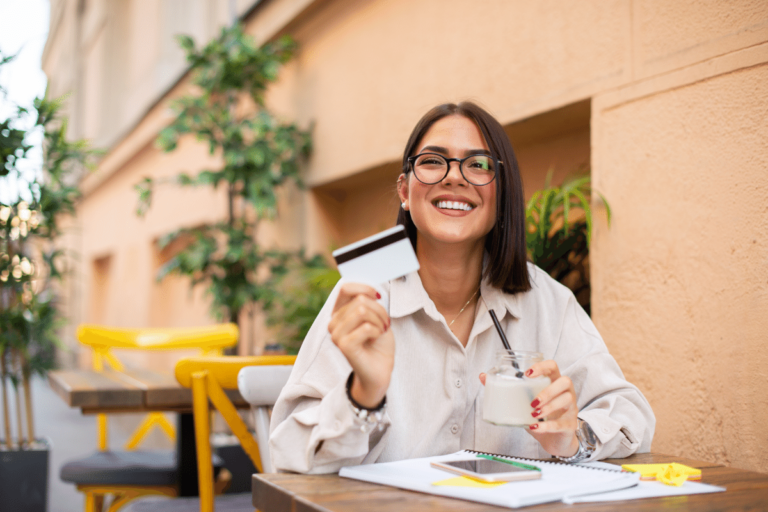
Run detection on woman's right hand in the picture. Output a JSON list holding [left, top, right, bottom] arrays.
[[327, 283, 394, 408]]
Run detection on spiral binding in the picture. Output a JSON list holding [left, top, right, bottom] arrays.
[[464, 449, 624, 474]]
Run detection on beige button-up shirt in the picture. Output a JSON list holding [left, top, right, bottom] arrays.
[[270, 264, 655, 474]]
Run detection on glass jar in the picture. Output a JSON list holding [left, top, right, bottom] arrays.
[[482, 350, 551, 427]]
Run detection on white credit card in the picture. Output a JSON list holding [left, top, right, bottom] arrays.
[[332, 225, 420, 286]]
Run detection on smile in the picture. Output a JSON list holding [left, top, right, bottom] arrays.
[[434, 200, 475, 211]]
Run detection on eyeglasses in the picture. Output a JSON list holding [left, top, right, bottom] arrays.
[[406, 152, 501, 186]]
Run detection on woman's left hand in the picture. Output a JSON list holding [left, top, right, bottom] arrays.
[[479, 360, 579, 458]]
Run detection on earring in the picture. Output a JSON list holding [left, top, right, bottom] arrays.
[[401, 202, 407, 210]]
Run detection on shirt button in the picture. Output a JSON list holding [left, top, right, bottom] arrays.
[[455, 379, 462, 388], [451, 424, 459, 434]]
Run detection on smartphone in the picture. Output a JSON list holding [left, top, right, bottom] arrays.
[[431, 458, 542, 483]]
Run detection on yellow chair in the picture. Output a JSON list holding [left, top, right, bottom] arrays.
[[60, 324, 238, 512], [173, 355, 296, 512], [78, 324, 238, 452]]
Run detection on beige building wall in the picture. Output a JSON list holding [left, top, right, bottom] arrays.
[[43, 0, 768, 471], [591, 47, 768, 471]]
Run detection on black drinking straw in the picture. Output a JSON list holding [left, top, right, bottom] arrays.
[[489, 310, 524, 378], [489, 310, 511, 350]]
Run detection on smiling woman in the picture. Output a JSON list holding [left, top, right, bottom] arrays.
[[269, 101, 656, 474], [399, 116, 498, 257]]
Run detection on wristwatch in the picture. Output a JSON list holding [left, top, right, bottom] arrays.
[[557, 418, 597, 463]]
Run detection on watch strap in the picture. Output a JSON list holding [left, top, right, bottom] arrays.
[[556, 419, 597, 463]]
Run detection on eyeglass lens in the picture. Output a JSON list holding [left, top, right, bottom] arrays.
[[412, 153, 496, 185]]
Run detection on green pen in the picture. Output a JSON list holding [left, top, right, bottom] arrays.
[[477, 454, 541, 472]]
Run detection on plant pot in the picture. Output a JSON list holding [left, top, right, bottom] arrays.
[[0, 438, 50, 512]]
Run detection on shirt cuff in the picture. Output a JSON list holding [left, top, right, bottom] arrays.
[[294, 378, 391, 468], [577, 410, 638, 460]]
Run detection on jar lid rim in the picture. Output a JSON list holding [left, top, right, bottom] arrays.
[[495, 349, 543, 358]]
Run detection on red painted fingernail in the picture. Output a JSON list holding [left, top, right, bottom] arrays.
[[531, 409, 541, 418], [376, 292, 381, 299], [525, 369, 533, 377], [530, 399, 540, 408], [529, 424, 538, 430]]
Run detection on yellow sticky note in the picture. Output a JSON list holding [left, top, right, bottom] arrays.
[[657, 464, 688, 487], [621, 463, 701, 486], [432, 476, 507, 488]]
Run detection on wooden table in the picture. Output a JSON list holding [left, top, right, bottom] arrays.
[[48, 368, 247, 413], [252, 453, 768, 511], [49, 369, 248, 496]]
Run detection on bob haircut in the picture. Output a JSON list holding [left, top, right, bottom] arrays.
[[396, 101, 531, 294]]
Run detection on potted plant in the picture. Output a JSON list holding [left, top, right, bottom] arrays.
[[1, 51, 94, 511], [525, 171, 610, 315]]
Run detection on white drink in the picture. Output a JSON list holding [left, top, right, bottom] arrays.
[[483, 375, 551, 427]]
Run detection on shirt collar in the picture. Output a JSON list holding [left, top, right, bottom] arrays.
[[389, 271, 435, 320], [478, 254, 526, 322], [479, 277, 523, 321], [389, 267, 524, 324]]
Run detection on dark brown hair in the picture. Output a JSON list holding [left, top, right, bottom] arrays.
[[396, 101, 531, 294]]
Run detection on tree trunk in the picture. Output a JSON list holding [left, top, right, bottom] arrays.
[[224, 308, 240, 355], [22, 360, 34, 443], [228, 183, 236, 227], [0, 348, 13, 449], [12, 348, 25, 447]]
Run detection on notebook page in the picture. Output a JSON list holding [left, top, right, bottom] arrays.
[[340, 450, 639, 509], [564, 479, 725, 503]]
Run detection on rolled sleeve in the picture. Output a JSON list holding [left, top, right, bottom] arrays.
[[556, 293, 656, 460], [269, 280, 392, 474], [270, 378, 391, 473]]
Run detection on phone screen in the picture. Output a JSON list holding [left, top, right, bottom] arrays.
[[444, 459, 533, 475]]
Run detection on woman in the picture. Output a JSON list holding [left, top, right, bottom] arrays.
[[270, 102, 655, 474]]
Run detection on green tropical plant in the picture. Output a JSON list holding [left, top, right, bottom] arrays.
[[266, 253, 339, 354], [135, 25, 311, 353], [525, 171, 610, 315], [1, 51, 95, 448]]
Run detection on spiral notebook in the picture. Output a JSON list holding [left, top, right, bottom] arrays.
[[339, 450, 640, 508]]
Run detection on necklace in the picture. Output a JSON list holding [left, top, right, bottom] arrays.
[[448, 287, 481, 328]]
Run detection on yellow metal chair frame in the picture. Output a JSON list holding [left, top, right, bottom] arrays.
[[74, 324, 239, 512], [175, 355, 296, 512], [79, 324, 238, 451]]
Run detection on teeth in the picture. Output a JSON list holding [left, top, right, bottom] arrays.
[[436, 201, 473, 211]]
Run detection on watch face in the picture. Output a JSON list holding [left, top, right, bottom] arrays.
[[579, 420, 598, 449]]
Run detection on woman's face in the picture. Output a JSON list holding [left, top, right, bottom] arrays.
[[398, 115, 497, 249]]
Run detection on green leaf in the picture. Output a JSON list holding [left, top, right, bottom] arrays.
[[134, 177, 154, 216], [177, 34, 196, 55]]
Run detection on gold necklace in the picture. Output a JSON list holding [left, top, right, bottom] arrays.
[[448, 287, 481, 328]]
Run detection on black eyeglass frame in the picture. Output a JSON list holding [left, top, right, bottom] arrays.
[[406, 152, 502, 186]]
